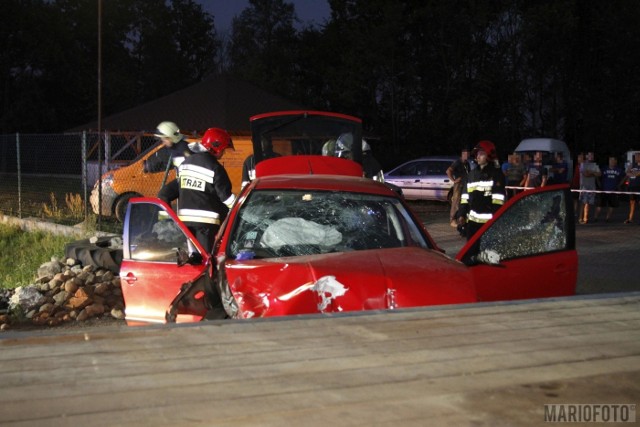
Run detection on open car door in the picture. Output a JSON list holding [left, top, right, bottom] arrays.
[[120, 198, 210, 325], [456, 185, 577, 301]]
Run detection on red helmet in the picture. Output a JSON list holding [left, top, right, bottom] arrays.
[[472, 140, 498, 161], [200, 128, 234, 157]]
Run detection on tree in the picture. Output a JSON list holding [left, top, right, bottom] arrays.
[[228, 0, 299, 96], [0, 0, 219, 132]]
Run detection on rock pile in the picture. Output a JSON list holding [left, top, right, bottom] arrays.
[[0, 256, 124, 331]]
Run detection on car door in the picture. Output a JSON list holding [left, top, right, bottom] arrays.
[[423, 160, 453, 201], [456, 185, 577, 301], [120, 198, 209, 325], [385, 160, 428, 199]]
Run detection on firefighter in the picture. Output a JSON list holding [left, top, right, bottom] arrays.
[[457, 140, 506, 240], [241, 136, 281, 189], [362, 139, 384, 181], [159, 127, 236, 252], [146, 121, 192, 173]]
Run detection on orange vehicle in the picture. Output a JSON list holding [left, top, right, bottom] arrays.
[[90, 134, 252, 221]]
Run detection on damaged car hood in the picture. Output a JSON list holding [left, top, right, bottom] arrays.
[[223, 247, 477, 318]]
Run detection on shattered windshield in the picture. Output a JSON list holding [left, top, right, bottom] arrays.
[[228, 190, 430, 259], [477, 190, 569, 261]]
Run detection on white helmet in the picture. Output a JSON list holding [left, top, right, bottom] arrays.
[[322, 139, 336, 156], [335, 133, 353, 159], [362, 139, 371, 152], [154, 121, 183, 143]]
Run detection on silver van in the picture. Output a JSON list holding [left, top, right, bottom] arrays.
[[514, 138, 573, 183]]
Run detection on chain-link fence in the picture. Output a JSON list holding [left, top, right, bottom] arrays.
[[0, 132, 163, 235]]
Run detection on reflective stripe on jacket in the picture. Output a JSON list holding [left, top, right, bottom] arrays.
[[459, 163, 506, 224]]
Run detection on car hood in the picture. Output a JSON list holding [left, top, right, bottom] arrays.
[[223, 247, 476, 318]]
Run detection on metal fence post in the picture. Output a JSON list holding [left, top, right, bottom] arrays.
[[82, 131, 88, 223], [16, 133, 21, 219]]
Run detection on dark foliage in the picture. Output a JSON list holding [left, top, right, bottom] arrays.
[[1, 0, 639, 169]]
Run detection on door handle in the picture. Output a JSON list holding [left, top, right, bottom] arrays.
[[123, 272, 138, 285]]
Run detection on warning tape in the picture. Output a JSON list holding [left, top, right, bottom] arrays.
[[506, 186, 640, 196]]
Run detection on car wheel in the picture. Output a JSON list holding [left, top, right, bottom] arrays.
[[64, 237, 123, 273], [114, 193, 139, 223]]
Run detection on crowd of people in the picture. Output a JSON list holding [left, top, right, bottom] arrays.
[[448, 144, 640, 237]]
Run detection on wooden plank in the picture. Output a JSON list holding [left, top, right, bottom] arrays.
[[0, 293, 639, 426]]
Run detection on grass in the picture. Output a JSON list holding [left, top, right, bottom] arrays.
[[0, 174, 86, 223], [0, 222, 71, 289], [0, 173, 123, 234]]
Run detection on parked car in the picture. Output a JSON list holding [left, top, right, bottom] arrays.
[[118, 111, 577, 325], [383, 156, 458, 202]]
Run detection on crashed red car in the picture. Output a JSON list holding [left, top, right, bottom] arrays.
[[119, 111, 577, 325]]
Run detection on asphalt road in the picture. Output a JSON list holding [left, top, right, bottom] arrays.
[[408, 201, 640, 295]]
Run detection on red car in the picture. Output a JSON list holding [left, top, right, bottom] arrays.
[[119, 111, 577, 325]]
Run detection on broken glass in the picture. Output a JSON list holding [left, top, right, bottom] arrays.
[[228, 190, 431, 259], [478, 190, 568, 261]]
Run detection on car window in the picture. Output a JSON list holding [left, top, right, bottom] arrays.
[[473, 189, 569, 261], [426, 161, 449, 175], [228, 190, 431, 259], [393, 161, 425, 176], [127, 203, 190, 262]]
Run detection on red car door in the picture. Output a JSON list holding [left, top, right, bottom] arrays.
[[120, 198, 209, 325], [456, 185, 578, 301]]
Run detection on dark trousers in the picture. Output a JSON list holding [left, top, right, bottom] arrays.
[[466, 221, 484, 241], [185, 222, 220, 254]]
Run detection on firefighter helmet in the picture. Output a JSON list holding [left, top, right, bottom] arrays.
[[472, 140, 498, 161], [154, 121, 183, 143], [335, 133, 353, 159], [200, 128, 234, 157]]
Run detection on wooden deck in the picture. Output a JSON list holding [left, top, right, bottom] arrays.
[[1, 293, 639, 426]]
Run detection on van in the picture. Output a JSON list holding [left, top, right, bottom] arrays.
[[625, 150, 640, 169], [514, 138, 573, 184], [90, 135, 253, 221]]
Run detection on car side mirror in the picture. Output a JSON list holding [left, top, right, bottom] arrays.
[[176, 248, 203, 266]]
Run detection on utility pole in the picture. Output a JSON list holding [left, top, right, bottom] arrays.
[[97, 0, 103, 230]]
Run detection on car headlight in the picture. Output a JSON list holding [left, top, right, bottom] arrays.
[[102, 173, 114, 187]]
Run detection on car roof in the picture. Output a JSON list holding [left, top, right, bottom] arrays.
[[252, 173, 398, 197], [515, 138, 569, 153], [396, 156, 458, 164]]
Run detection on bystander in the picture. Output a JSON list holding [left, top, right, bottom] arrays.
[[594, 156, 624, 222], [624, 152, 640, 224], [446, 148, 471, 227], [524, 151, 548, 188], [578, 152, 601, 224]]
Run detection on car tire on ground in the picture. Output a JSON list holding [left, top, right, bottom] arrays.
[[64, 237, 123, 273]]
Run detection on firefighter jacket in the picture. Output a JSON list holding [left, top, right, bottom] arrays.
[[144, 138, 192, 173], [459, 162, 506, 224], [175, 152, 236, 225], [241, 151, 281, 189]]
